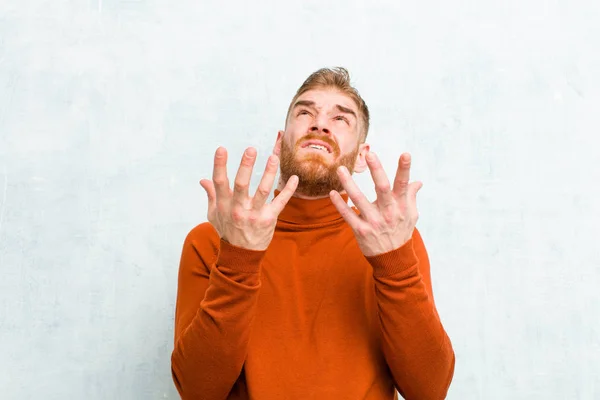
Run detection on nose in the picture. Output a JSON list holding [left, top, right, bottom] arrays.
[[309, 115, 331, 135], [309, 126, 330, 135]]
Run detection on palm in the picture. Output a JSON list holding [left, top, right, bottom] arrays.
[[330, 152, 422, 257]]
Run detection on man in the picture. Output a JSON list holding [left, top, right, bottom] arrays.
[[171, 67, 455, 400]]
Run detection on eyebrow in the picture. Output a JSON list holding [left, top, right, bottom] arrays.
[[293, 100, 357, 119], [335, 104, 357, 119]]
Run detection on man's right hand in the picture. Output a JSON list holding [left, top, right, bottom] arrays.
[[200, 147, 298, 251]]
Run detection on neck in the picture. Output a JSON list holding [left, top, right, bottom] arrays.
[[276, 177, 345, 200], [273, 187, 349, 226]]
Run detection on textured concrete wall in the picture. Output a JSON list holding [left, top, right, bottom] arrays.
[[1, 1, 599, 398]]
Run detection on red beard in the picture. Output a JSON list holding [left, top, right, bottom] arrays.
[[280, 133, 359, 197]]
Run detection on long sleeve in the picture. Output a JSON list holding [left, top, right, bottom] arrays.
[[366, 228, 455, 400], [171, 223, 265, 399]]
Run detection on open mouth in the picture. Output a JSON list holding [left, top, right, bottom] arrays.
[[301, 140, 333, 154]]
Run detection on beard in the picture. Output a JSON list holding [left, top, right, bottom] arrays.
[[280, 133, 360, 197]]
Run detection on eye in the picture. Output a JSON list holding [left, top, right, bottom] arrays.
[[297, 110, 311, 116], [334, 115, 349, 123]]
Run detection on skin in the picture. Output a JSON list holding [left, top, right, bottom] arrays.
[[274, 89, 370, 199], [200, 88, 422, 256]]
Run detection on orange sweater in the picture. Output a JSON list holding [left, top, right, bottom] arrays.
[[171, 192, 455, 399]]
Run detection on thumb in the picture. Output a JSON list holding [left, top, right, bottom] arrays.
[[412, 181, 423, 195], [406, 181, 422, 209], [199, 179, 216, 204]]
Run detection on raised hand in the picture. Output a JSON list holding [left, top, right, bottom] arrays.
[[200, 147, 299, 251], [329, 152, 422, 257]]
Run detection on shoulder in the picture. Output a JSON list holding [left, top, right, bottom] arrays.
[[180, 222, 221, 268], [411, 226, 429, 259], [185, 222, 220, 243], [412, 226, 425, 246]]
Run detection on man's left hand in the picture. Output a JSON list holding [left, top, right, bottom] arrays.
[[330, 152, 422, 257]]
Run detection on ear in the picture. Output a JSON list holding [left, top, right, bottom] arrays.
[[273, 130, 284, 156], [353, 142, 371, 173]]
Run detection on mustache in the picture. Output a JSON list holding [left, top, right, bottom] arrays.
[[295, 133, 340, 154]]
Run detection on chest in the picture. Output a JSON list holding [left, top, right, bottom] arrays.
[[243, 230, 387, 394], [254, 229, 378, 333]]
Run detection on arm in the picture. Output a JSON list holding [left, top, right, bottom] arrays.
[[366, 227, 454, 400], [171, 223, 265, 399], [330, 152, 455, 399], [172, 147, 298, 399]]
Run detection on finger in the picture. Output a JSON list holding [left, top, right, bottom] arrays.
[[212, 147, 230, 201], [252, 154, 279, 209], [200, 179, 217, 219], [269, 175, 298, 215], [232, 147, 257, 204], [329, 190, 363, 229], [365, 152, 395, 208], [406, 181, 423, 214], [336, 166, 377, 220], [200, 179, 216, 204], [392, 153, 412, 198]]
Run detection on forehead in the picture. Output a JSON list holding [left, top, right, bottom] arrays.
[[295, 88, 358, 112]]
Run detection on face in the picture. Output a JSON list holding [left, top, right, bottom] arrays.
[[276, 88, 369, 197]]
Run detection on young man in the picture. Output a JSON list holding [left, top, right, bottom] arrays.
[[171, 67, 455, 400]]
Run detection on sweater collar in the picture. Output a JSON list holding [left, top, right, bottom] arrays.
[[274, 190, 349, 225]]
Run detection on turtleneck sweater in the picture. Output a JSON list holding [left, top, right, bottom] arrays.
[[171, 191, 455, 400]]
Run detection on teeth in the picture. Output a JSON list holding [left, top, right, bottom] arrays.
[[308, 144, 327, 152]]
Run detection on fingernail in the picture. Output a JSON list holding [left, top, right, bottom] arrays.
[[366, 152, 375, 161]]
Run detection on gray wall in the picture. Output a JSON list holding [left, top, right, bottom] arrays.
[[1, 1, 599, 399]]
